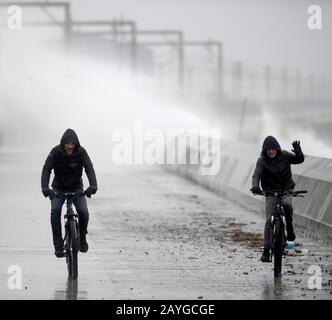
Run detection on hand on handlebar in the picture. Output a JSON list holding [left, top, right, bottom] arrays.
[[84, 186, 97, 198], [291, 190, 307, 197], [42, 187, 56, 200], [250, 186, 264, 195]]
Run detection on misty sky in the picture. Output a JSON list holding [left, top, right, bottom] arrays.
[[65, 0, 332, 76], [1, 0, 330, 75]]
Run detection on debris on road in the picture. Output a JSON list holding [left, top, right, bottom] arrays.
[[229, 228, 262, 248]]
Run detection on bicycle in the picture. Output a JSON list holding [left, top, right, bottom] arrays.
[[254, 189, 307, 278], [54, 191, 85, 280]]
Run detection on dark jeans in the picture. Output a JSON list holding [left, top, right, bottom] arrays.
[[264, 194, 295, 248], [50, 188, 89, 248]]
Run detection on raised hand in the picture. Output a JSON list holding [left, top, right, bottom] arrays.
[[292, 140, 301, 154]]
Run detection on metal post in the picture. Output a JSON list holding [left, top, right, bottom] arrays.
[[113, 20, 118, 41], [232, 61, 242, 100], [217, 42, 223, 99], [131, 23, 137, 75], [238, 98, 247, 141], [64, 3, 71, 45], [178, 32, 184, 91]]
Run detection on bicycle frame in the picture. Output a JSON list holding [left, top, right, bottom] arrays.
[[54, 191, 84, 279], [64, 195, 78, 221], [269, 192, 287, 232], [253, 189, 307, 277], [64, 196, 79, 251], [269, 193, 287, 263]]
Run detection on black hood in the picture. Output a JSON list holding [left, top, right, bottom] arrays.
[[261, 136, 281, 156], [60, 129, 81, 150]]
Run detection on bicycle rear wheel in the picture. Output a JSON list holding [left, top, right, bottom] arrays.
[[273, 219, 284, 278], [66, 221, 79, 279]]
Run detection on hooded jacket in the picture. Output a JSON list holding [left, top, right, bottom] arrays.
[[252, 136, 304, 191], [41, 129, 97, 191]]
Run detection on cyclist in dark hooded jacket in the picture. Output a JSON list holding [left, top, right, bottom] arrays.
[[41, 129, 97, 257], [251, 136, 304, 262]]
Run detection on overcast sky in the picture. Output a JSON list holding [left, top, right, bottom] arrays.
[[62, 0, 331, 76], [1, 0, 330, 74]]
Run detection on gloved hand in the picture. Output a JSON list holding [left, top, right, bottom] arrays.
[[85, 186, 97, 198], [292, 140, 302, 154], [42, 187, 55, 200], [250, 186, 263, 195]]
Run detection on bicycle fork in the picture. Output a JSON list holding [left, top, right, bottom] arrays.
[[270, 204, 287, 259]]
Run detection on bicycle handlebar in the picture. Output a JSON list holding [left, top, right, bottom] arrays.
[[291, 190, 308, 195], [54, 191, 86, 198], [252, 190, 308, 197]]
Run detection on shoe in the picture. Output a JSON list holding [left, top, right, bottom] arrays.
[[260, 248, 271, 262], [285, 241, 295, 250], [80, 234, 89, 253], [54, 246, 65, 258]]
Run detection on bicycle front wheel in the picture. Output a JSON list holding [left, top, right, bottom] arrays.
[[66, 221, 79, 279], [273, 219, 284, 278]]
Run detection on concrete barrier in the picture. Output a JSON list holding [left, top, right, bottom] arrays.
[[164, 138, 332, 243]]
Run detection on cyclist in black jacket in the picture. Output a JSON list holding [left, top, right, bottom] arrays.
[[250, 136, 304, 262], [41, 129, 97, 257]]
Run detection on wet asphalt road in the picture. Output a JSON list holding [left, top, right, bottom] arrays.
[[0, 150, 331, 299]]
